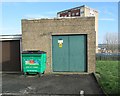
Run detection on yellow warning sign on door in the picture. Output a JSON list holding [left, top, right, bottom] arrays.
[[58, 39, 63, 48], [59, 43, 62, 48]]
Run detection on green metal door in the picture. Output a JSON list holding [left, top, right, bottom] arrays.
[[52, 35, 87, 72], [52, 36, 69, 71], [69, 35, 86, 72]]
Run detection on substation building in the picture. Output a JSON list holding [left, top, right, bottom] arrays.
[[22, 17, 96, 74]]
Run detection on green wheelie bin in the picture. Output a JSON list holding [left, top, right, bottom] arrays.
[[21, 50, 46, 76]]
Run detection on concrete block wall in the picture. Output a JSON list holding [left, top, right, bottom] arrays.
[[22, 17, 96, 74]]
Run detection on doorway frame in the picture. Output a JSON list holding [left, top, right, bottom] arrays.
[[51, 33, 88, 73]]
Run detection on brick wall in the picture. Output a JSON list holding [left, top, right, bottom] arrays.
[[22, 17, 96, 74]]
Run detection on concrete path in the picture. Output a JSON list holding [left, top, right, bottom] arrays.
[[1, 73, 105, 96]]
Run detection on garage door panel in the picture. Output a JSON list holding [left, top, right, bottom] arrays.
[[69, 35, 86, 72], [52, 36, 69, 72], [2, 40, 21, 71]]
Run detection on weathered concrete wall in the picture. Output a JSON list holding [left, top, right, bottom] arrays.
[[22, 17, 96, 74]]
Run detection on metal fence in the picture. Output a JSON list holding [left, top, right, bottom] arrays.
[[96, 53, 119, 61]]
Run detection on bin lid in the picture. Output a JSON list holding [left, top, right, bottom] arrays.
[[22, 50, 46, 54]]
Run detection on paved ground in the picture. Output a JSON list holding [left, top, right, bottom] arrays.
[[1, 73, 105, 96]]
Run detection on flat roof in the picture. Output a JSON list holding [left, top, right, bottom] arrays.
[[22, 16, 95, 21], [0, 34, 22, 41]]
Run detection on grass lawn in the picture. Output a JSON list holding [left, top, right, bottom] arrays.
[[96, 60, 119, 95]]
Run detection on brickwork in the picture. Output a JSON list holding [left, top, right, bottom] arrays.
[[22, 17, 96, 73]]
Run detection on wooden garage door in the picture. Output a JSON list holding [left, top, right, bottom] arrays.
[[1, 40, 21, 72]]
